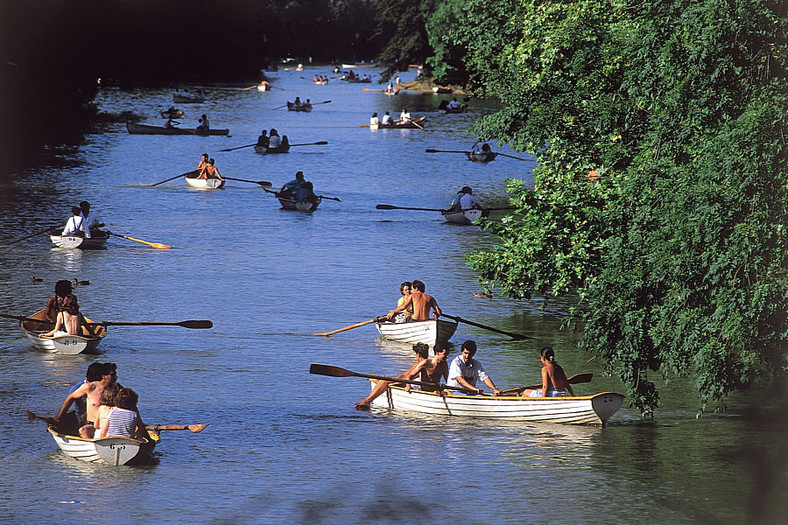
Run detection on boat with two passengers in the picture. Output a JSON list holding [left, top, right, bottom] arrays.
[[287, 101, 312, 112], [20, 309, 107, 354], [46, 424, 159, 465], [377, 116, 427, 130], [440, 208, 490, 225], [277, 194, 322, 212], [369, 383, 624, 426], [126, 123, 229, 136], [375, 318, 457, 347], [49, 228, 110, 249], [185, 172, 225, 190], [254, 143, 291, 155]]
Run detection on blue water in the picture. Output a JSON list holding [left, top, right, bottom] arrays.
[[0, 66, 785, 524]]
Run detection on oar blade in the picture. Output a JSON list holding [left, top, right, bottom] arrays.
[[179, 320, 213, 329], [309, 364, 356, 378]]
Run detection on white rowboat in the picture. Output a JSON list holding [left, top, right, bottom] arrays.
[[375, 319, 457, 347], [47, 425, 159, 465], [20, 309, 106, 354], [49, 230, 109, 249], [441, 208, 489, 225], [185, 174, 225, 190], [370, 382, 624, 426]]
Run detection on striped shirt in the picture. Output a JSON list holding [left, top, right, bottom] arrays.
[[105, 407, 138, 438]]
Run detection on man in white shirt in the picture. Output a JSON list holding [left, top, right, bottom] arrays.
[[63, 206, 87, 237], [79, 201, 104, 239], [447, 340, 501, 395], [459, 187, 479, 210], [399, 108, 411, 123], [381, 111, 392, 125]]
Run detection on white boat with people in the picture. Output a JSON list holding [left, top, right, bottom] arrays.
[[441, 208, 490, 225], [375, 318, 457, 347], [19, 309, 107, 354], [46, 424, 159, 465], [185, 172, 225, 190], [369, 383, 624, 426], [49, 228, 109, 249]]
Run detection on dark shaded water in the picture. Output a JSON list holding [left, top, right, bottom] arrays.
[[1, 67, 786, 523]]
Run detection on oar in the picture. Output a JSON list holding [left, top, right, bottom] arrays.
[[313, 317, 383, 337], [411, 120, 424, 130], [147, 424, 208, 433], [26, 410, 55, 424], [2, 224, 60, 246], [149, 169, 199, 187], [442, 314, 530, 340], [362, 88, 385, 91], [497, 153, 530, 161], [309, 364, 479, 395], [222, 177, 272, 187], [272, 104, 288, 110], [425, 149, 469, 154], [313, 100, 332, 105], [241, 85, 258, 91], [108, 231, 172, 250], [289, 141, 328, 147], [88, 320, 213, 329], [498, 373, 594, 396], [316, 195, 341, 202], [219, 143, 256, 152], [377, 204, 447, 212], [0, 313, 55, 324]]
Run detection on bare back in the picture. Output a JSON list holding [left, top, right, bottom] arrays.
[[407, 291, 440, 321]]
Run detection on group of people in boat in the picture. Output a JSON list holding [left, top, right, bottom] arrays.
[[52, 362, 147, 440], [195, 152, 223, 180], [312, 75, 328, 84], [278, 170, 317, 203], [39, 279, 87, 338], [290, 97, 311, 109], [60, 200, 105, 238], [368, 109, 415, 127], [470, 139, 492, 156], [448, 186, 481, 211], [256, 128, 289, 151]]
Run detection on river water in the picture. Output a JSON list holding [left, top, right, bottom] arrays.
[[0, 66, 785, 524]]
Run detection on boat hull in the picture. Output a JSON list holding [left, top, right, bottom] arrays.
[[375, 319, 457, 347], [126, 123, 229, 136], [254, 144, 291, 154], [173, 94, 204, 103], [20, 309, 106, 354], [47, 425, 159, 465], [287, 102, 312, 112], [466, 152, 498, 162], [49, 230, 109, 249], [377, 116, 426, 129], [370, 384, 624, 426], [277, 196, 322, 211], [441, 208, 489, 225], [185, 175, 225, 190]]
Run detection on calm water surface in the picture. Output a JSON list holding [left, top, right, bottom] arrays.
[[1, 67, 786, 524]]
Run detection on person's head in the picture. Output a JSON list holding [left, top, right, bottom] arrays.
[[295, 171, 304, 181], [114, 387, 138, 411], [201, 153, 209, 161], [411, 280, 425, 292], [399, 281, 412, 295], [482, 143, 491, 152], [54, 279, 73, 298], [372, 112, 378, 117], [540, 346, 556, 364], [100, 383, 119, 406], [208, 158, 215, 165], [385, 111, 390, 115], [461, 340, 477, 362], [100, 362, 118, 384], [462, 186, 472, 194], [86, 362, 104, 382], [402, 108, 407, 112], [79, 201, 90, 214], [413, 342, 429, 359], [71, 206, 81, 217], [433, 341, 450, 360], [261, 130, 267, 136], [303, 181, 313, 189]]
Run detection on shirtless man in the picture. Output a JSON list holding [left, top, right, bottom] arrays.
[[387, 280, 441, 322], [355, 343, 431, 409], [418, 342, 450, 391], [54, 362, 118, 437]]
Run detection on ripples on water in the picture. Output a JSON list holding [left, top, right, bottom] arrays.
[[1, 66, 786, 523]]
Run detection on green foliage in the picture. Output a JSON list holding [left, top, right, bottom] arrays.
[[459, 0, 788, 415], [373, 0, 440, 77]]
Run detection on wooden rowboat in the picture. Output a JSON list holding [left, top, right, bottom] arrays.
[[254, 143, 291, 155], [49, 229, 109, 249], [378, 116, 427, 129], [467, 151, 498, 162], [126, 123, 230, 136], [369, 383, 624, 426], [287, 102, 313, 112], [441, 208, 490, 225], [173, 93, 205, 103], [375, 319, 457, 347], [47, 424, 159, 465], [20, 309, 107, 354], [439, 105, 467, 114], [277, 195, 322, 211], [185, 173, 225, 190]]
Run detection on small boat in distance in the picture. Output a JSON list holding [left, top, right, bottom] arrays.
[[377, 116, 427, 129], [466, 151, 498, 162], [126, 123, 229, 136], [20, 309, 107, 354], [287, 101, 313, 112], [254, 143, 291, 155], [173, 91, 205, 103], [369, 383, 624, 426], [441, 208, 490, 225], [375, 318, 457, 347], [277, 194, 322, 212]]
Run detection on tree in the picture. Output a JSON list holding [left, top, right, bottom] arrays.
[[458, 0, 788, 415]]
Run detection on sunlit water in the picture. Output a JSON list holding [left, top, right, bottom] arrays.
[[0, 66, 785, 523]]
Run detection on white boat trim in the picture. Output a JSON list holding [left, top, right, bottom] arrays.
[[375, 319, 458, 347], [185, 175, 225, 190]]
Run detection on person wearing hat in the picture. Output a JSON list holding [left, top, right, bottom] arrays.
[[447, 340, 501, 396]]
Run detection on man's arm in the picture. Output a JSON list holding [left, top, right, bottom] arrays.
[[430, 297, 441, 318], [54, 383, 89, 421]]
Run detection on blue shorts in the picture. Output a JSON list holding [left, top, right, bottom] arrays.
[[529, 388, 568, 397]]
